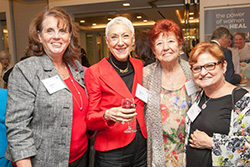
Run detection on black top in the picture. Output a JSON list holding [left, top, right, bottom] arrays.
[[107, 54, 134, 93], [186, 88, 248, 167]]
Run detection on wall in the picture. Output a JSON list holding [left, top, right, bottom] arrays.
[[0, 0, 16, 64], [200, 0, 250, 41], [13, 0, 47, 61]]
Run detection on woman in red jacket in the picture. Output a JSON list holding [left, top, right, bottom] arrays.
[[85, 16, 147, 167]]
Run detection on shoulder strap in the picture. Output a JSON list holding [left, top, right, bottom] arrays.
[[231, 86, 241, 112]]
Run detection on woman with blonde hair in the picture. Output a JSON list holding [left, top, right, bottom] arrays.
[[0, 51, 11, 88]]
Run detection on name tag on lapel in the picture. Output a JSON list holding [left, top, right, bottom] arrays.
[[135, 83, 149, 103], [42, 75, 66, 94]]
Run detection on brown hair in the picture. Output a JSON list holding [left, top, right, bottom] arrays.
[[189, 42, 225, 66], [135, 29, 155, 62], [28, 7, 80, 60], [148, 19, 184, 50], [234, 32, 246, 40]]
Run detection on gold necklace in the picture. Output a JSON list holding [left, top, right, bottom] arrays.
[[110, 57, 129, 73]]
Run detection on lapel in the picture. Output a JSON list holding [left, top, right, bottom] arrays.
[[38, 55, 86, 92], [130, 58, 142, 96], [130, 58, 143, 104], [99, 58, 141, 99], [39, 55, 70, 92]]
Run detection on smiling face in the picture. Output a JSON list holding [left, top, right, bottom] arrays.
[[0, 56, 9, 69], [192, 52, 226, 91], [105, 23, 134, 61], [153, 32, 181, 64], [234, 34, 245, 49], [38, 16, 71, 59]]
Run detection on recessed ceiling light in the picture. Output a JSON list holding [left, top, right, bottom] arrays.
[[80, 20, 85, 23], [189, 12, 194, 15], [137, 16, 142, 19], [189, 17, 194, 19], [123, 3, 130, 7], [143, 20, 148, 22], [92, 23, 97, 26], [107, 18, 112, 21]]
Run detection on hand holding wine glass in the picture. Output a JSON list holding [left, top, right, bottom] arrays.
[[121, 98, 137, 133]]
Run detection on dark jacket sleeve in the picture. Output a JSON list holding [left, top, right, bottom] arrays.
[[223, 48, 241, 85]]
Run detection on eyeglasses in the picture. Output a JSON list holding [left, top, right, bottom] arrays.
[[191, 61, 222, 73]]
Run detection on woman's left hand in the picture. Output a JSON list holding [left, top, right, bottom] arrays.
[[189, 130, 212, 149]]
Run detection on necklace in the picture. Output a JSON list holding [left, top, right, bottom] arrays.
[[67, 67, 83, 111], [110, 57, 129, 73], [201, 94, 211, 110]]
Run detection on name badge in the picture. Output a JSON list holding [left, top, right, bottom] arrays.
[[42, 75, 66, 94], [185, 79, 199, 96], [187, 102, 201, 122], [135, 83, 149, 103]]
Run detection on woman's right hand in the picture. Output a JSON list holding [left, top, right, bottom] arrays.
[[104, 106, 137, 123], [16, 158, 32, 167]]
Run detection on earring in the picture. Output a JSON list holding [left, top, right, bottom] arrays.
[[40, 48, 42, 51]]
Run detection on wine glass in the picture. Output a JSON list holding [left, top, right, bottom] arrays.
[[121, 98, 137, 133]]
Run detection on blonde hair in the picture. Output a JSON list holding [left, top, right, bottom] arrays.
[[0, 50, 11, 61]]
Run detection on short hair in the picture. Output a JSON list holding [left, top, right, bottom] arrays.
[[135, 29, 155, 61], [28, 7, 80, 60], [211, 27, 230, 40], [105, 16, 134, 37], [189, 42, 225, 66], [148, 19, 184, 49], [234, 32, 246, 40], [0, 50, 11, 61]]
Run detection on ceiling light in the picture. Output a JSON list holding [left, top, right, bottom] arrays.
[[189, 17, 194, 19], [80, 20, 85, 23], [107, 18, 112, 21], [189, 12, 194, 15], [3, 29, 8, 34], [92, 23, 97, 26], [137, 16, 142, 19], [143, 20, 148, 22], [123, 3, 130, 7]]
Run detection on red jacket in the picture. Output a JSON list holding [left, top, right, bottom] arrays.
[[85, 58, 147, 151]]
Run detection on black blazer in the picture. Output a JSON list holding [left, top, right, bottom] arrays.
[[211, 41, 241, 85]]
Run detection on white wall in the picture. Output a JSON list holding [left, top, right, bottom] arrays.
[[200, 0, 250, 41], [0, 0, 16, 64], [13, 0, 47, 61]]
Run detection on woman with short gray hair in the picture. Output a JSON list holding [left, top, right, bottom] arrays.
[[85, 16, 147, 167]]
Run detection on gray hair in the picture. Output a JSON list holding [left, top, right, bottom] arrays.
[[211, 27, 230, 40], [105, 16, 134, 37]]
